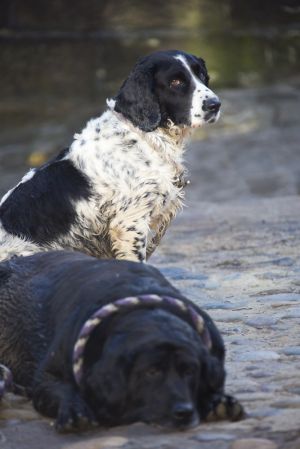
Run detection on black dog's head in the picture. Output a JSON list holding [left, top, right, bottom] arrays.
[[113, 50, 221, 132], [82, 308, 225, 430]]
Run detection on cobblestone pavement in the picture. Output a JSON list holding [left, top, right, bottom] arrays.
[[1, 196, 299, 449]]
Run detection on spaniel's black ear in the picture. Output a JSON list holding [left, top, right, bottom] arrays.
[[114, 58, 161, 132]]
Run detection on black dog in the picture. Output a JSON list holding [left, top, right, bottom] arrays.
[[0, 251, 243, 431]]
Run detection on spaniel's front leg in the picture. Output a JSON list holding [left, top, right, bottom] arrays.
[[109, 211, 149, 262]]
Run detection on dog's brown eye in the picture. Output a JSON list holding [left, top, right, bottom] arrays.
[[180, 364, 195, 377], [170, 79, 183, 88], [145, 367, 161, 378], [183, 368, 194, 377]]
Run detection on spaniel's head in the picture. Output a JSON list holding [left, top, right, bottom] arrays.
[[82, 308, 225, 430], [113, 50, 221, 132]]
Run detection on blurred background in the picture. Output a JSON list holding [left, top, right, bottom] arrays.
[[0, 0, 299, 202]]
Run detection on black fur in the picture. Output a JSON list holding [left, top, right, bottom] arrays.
[[0, 160, 91, 244], [0, 251, 243, 432], [115, 50, 209, 131], [115, 57, 161, 132]]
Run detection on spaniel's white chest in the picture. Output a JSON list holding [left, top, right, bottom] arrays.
[[67, 110, 186, 260]]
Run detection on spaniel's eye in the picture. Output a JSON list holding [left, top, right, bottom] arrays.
[[170, 79, 184, 88], [145, 367, 161, 378]]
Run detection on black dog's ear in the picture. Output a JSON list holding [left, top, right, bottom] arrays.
[[197, 352, 226, 419], [204, 354, 225, 392], [114, 58, 161, 132], [198, 355, 245, 422], [83, 357, 127, 425]]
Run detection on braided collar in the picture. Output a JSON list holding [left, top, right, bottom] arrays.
[[72, 294, 212, 386]]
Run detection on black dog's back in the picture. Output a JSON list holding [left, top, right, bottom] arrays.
[[0, 258, 47, 386]]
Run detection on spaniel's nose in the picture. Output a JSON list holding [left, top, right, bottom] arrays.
[[172, 402, 194, 422], [202, 97, 221, 113]]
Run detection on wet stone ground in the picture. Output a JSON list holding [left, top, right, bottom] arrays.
[[0, 84, 300, 448]]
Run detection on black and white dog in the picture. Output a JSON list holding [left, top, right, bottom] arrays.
[[0, 50, 221, 262], [0, 251, 243, 431]]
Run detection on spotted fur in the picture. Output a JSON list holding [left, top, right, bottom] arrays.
[[0, 50, 220, 262]]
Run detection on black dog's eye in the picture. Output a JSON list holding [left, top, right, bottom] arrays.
[[183, 367, 194, 377], [170, 79, 184, 88], [179, 363, 196, 378], [145, 367, 162, 378]]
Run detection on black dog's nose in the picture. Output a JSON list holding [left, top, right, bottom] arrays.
[[172, 402, 194, 422], [202, 97, 221, 113]]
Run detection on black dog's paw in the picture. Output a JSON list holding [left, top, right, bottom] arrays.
[[55, 394, 97, 433], [205, 394, 245, 423]]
